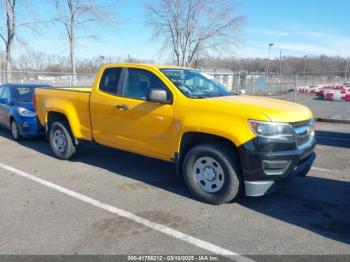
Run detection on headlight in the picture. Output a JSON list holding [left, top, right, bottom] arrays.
[[249, 120, 294, 141], [18, 107, 36, 117]]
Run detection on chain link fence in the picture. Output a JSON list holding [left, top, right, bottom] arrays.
[[208, 72, 350, 96], [1, 70, 349, 97], [0, 71, 95, 87], [206, 71, 350, 121]]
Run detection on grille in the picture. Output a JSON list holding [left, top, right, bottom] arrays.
[[296, 133, 310, 146], [291, 119, 313, 147]]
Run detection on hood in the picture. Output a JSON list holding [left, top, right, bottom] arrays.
[[16, 101, 35, 112], [205, 95, 313, 123]]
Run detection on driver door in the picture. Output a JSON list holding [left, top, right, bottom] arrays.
[[113, 68, 176, 160]]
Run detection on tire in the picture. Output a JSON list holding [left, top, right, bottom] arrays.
[[49, 121, 76, 160], [11, 120, 22, 141], [183, 143, 241, 205]]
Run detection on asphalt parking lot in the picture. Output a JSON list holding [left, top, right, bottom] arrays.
[[0, 122, 349, 260]]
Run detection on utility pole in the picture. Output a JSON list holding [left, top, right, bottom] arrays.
[[346, 59, 349, 81]]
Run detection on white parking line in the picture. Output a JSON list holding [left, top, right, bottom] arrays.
[[311, 167, 334, 172], [0, 161, 254, 262]]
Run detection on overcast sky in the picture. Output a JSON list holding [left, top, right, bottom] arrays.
[[9, 0, 350, 60]]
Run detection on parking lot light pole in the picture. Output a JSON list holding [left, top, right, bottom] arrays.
[[304, 55, 308, 74], [303, 55, 308, 87], [264, 43, 274, 95], [265, 43, 274, 75], [99, 56, 105, 66], [279, 50, 282, 75]]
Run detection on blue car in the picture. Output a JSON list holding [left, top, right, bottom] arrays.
[[0, 84, 51, 140]]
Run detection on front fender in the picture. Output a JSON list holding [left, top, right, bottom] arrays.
[[174, 115, 256, 155]]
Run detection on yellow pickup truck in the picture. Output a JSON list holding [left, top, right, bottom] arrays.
[[35, 64, 316, 204]]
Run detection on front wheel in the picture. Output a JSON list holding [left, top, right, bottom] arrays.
[[11, 120, 22, 141], [183, 143, 241, 205], [49, 121, 76, 160]]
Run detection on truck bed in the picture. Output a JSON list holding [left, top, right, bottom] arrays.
[[35, 87, 93, 141]]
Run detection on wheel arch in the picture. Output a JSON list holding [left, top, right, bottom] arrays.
[[43, 101, 89, 140], [46, 111, 77, 145], [47, 111, 70, 129], [176, 131, 240, 176]]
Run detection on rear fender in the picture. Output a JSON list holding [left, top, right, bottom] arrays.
[[45, 103, 84, 139]]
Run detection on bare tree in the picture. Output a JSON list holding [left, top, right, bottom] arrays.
[[0, 0, 17, 81], [0, 0, 49, 81], [146, 0, 244, 67], [51, 0, 116, 83]]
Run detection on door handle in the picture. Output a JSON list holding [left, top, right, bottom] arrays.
[[116, 104, 129, 111]]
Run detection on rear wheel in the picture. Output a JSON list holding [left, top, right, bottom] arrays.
[[11, 120, 22, 141], [183, 143, 241, 205], [49, 121, 76, 160]]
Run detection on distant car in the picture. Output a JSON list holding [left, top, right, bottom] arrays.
[[308, 85, 317, 93], [315, 85, 325, 98], [0, 83, 51, 140]]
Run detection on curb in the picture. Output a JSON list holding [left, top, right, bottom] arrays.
[[316, 117, 350, 124]]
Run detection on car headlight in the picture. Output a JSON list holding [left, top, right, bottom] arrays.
[[248, 120, 295, 142], [18, 107, 36, 117]]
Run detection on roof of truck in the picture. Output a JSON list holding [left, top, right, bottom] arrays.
[[103, 63, 196, 70]]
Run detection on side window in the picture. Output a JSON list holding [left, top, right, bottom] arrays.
[[2, 86, 11, 100], [0, 85, 4, 98], [99, 68, 122, 94], [123, 68, 168, 100], [185, 75, 215, 93]]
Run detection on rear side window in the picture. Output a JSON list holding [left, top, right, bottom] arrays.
[[99, 68, 122, 94], [14, 87, 34, 102]]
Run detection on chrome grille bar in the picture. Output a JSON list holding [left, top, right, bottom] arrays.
[[291, 119, 314, 147]]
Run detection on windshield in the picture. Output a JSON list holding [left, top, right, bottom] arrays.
[[13, 87, 35, 102], [161, 69, 233, 98]]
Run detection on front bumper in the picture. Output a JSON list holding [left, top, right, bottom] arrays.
[[239, 137, 316, 196], [17, 117, 45, 137]]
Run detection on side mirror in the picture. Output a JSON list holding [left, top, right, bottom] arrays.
[[148, 89, 169, 104], [0, 98, 8, 105]]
